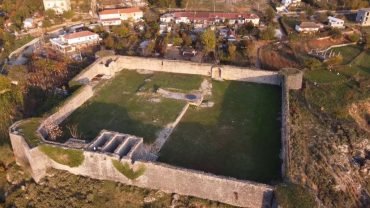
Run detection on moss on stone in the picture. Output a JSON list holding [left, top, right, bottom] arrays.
[[17, 118, 42, 147], [112, 160, 146, 180], [39, 145, 84, 167]]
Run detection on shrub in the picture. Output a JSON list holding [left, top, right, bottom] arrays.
[[39, 145, 84, 167], [348, 34, 360, 43], [112, 160, 146, 180], [275, 183, 317, 208]]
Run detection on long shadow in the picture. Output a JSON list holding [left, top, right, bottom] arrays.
[[159, 81, 282, 184], [59, 102, 162, 144]]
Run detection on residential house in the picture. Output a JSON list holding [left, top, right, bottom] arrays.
[[328, 16, 344, 28], [50, 31, 101, 53], [98, 7, 143, 26], [23, 18, 34, 29], [43, 0, 71, 14], [159, 12, 260, 28], [281, 0, 301, 7], [295, 22, 321, 33], [356, 8, 370, 26]]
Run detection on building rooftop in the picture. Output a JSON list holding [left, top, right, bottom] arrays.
[[359, 8, 370, 12], [299, 22, 320, 29], [99, 7, 142, 15], [168, 11, 258, 21], [64, 31, 97, 40]]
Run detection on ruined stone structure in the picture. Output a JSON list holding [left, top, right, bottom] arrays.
[[9, 56, 303, 208]]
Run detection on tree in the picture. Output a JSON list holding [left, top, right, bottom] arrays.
[[348, 33, 360, 43], [173, 36, 183, 46], [182, 34, 192, 47], [228, 43, 237, 60], [305, 6, 314, 17], [326, 55, 343, 66], [259, 26, 276, 40], [365, 34, 370, 49], [0, 75, 23, 141], [201, 28, 216, 53], [329, 28, 342, 39], [104, 35, 115, 49], [265, 7, 275, 23], [62, 10, 74, 19]]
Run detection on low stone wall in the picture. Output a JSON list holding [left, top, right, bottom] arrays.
[[73, 56, 281, 86], [280, 77, 290, 178], [9, 133, 274, 208], [38, 85, 94, 138]]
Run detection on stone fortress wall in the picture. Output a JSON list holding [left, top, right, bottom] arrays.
[[74, 56, 281, 85], [10, 56, 303, 208], [9, 133, 274, 208]]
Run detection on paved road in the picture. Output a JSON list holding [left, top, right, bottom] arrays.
[[279, 9, 359, 16]]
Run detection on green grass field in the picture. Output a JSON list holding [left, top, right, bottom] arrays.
[[332, 45, 362, 65], [305, 69, 346, 84], [61, 70, 203, 143], [304, 47, 370, 118], [158, 81, 282, 183]]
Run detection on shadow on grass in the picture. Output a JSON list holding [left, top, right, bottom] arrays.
[[59, 102, 162, 144], [159, 81, 282, 184]]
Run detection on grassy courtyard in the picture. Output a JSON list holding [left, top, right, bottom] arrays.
[[61, 70, 203, 143], [158, 81, 282, 183]]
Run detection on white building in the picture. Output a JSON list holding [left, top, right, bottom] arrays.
[[159, 12, 260, 28], [99, 7, 143, 26], [328, 16, 344, 28], [23, 18, 34, 29], [356, 8, 370, 26], [50, 31, 101, 53], [281, 0, 301, 7], [295, 22, 321, 33], [43, 0, 71, 14]]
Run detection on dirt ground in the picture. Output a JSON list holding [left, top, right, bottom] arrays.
[[259, 43, 300, 71], [349, 99, 370, 133], [306, 37, 351, 51]]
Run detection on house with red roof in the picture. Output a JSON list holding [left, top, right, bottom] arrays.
[[160, 11, 260, 28], [99, 7, 143, 26], [50, 31, 101, 53]]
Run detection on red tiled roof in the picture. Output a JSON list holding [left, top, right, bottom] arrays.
[[299, 22, 320, 29], [64, 31, 97, 40], [173, 11, 258, 21], [99, 7, 142, 15]]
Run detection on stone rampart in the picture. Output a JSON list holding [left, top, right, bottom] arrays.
[[8, 56, 302, 207], [9, 134, 274, 208], [280, 77, 290, 178], [72, 56, 281, 86], [38, 85, 94, 138]]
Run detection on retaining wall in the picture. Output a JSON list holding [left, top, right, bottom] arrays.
[[73, 56, 281, 85], [9, 133, 273, 208], [280, 77, 290, 178]]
